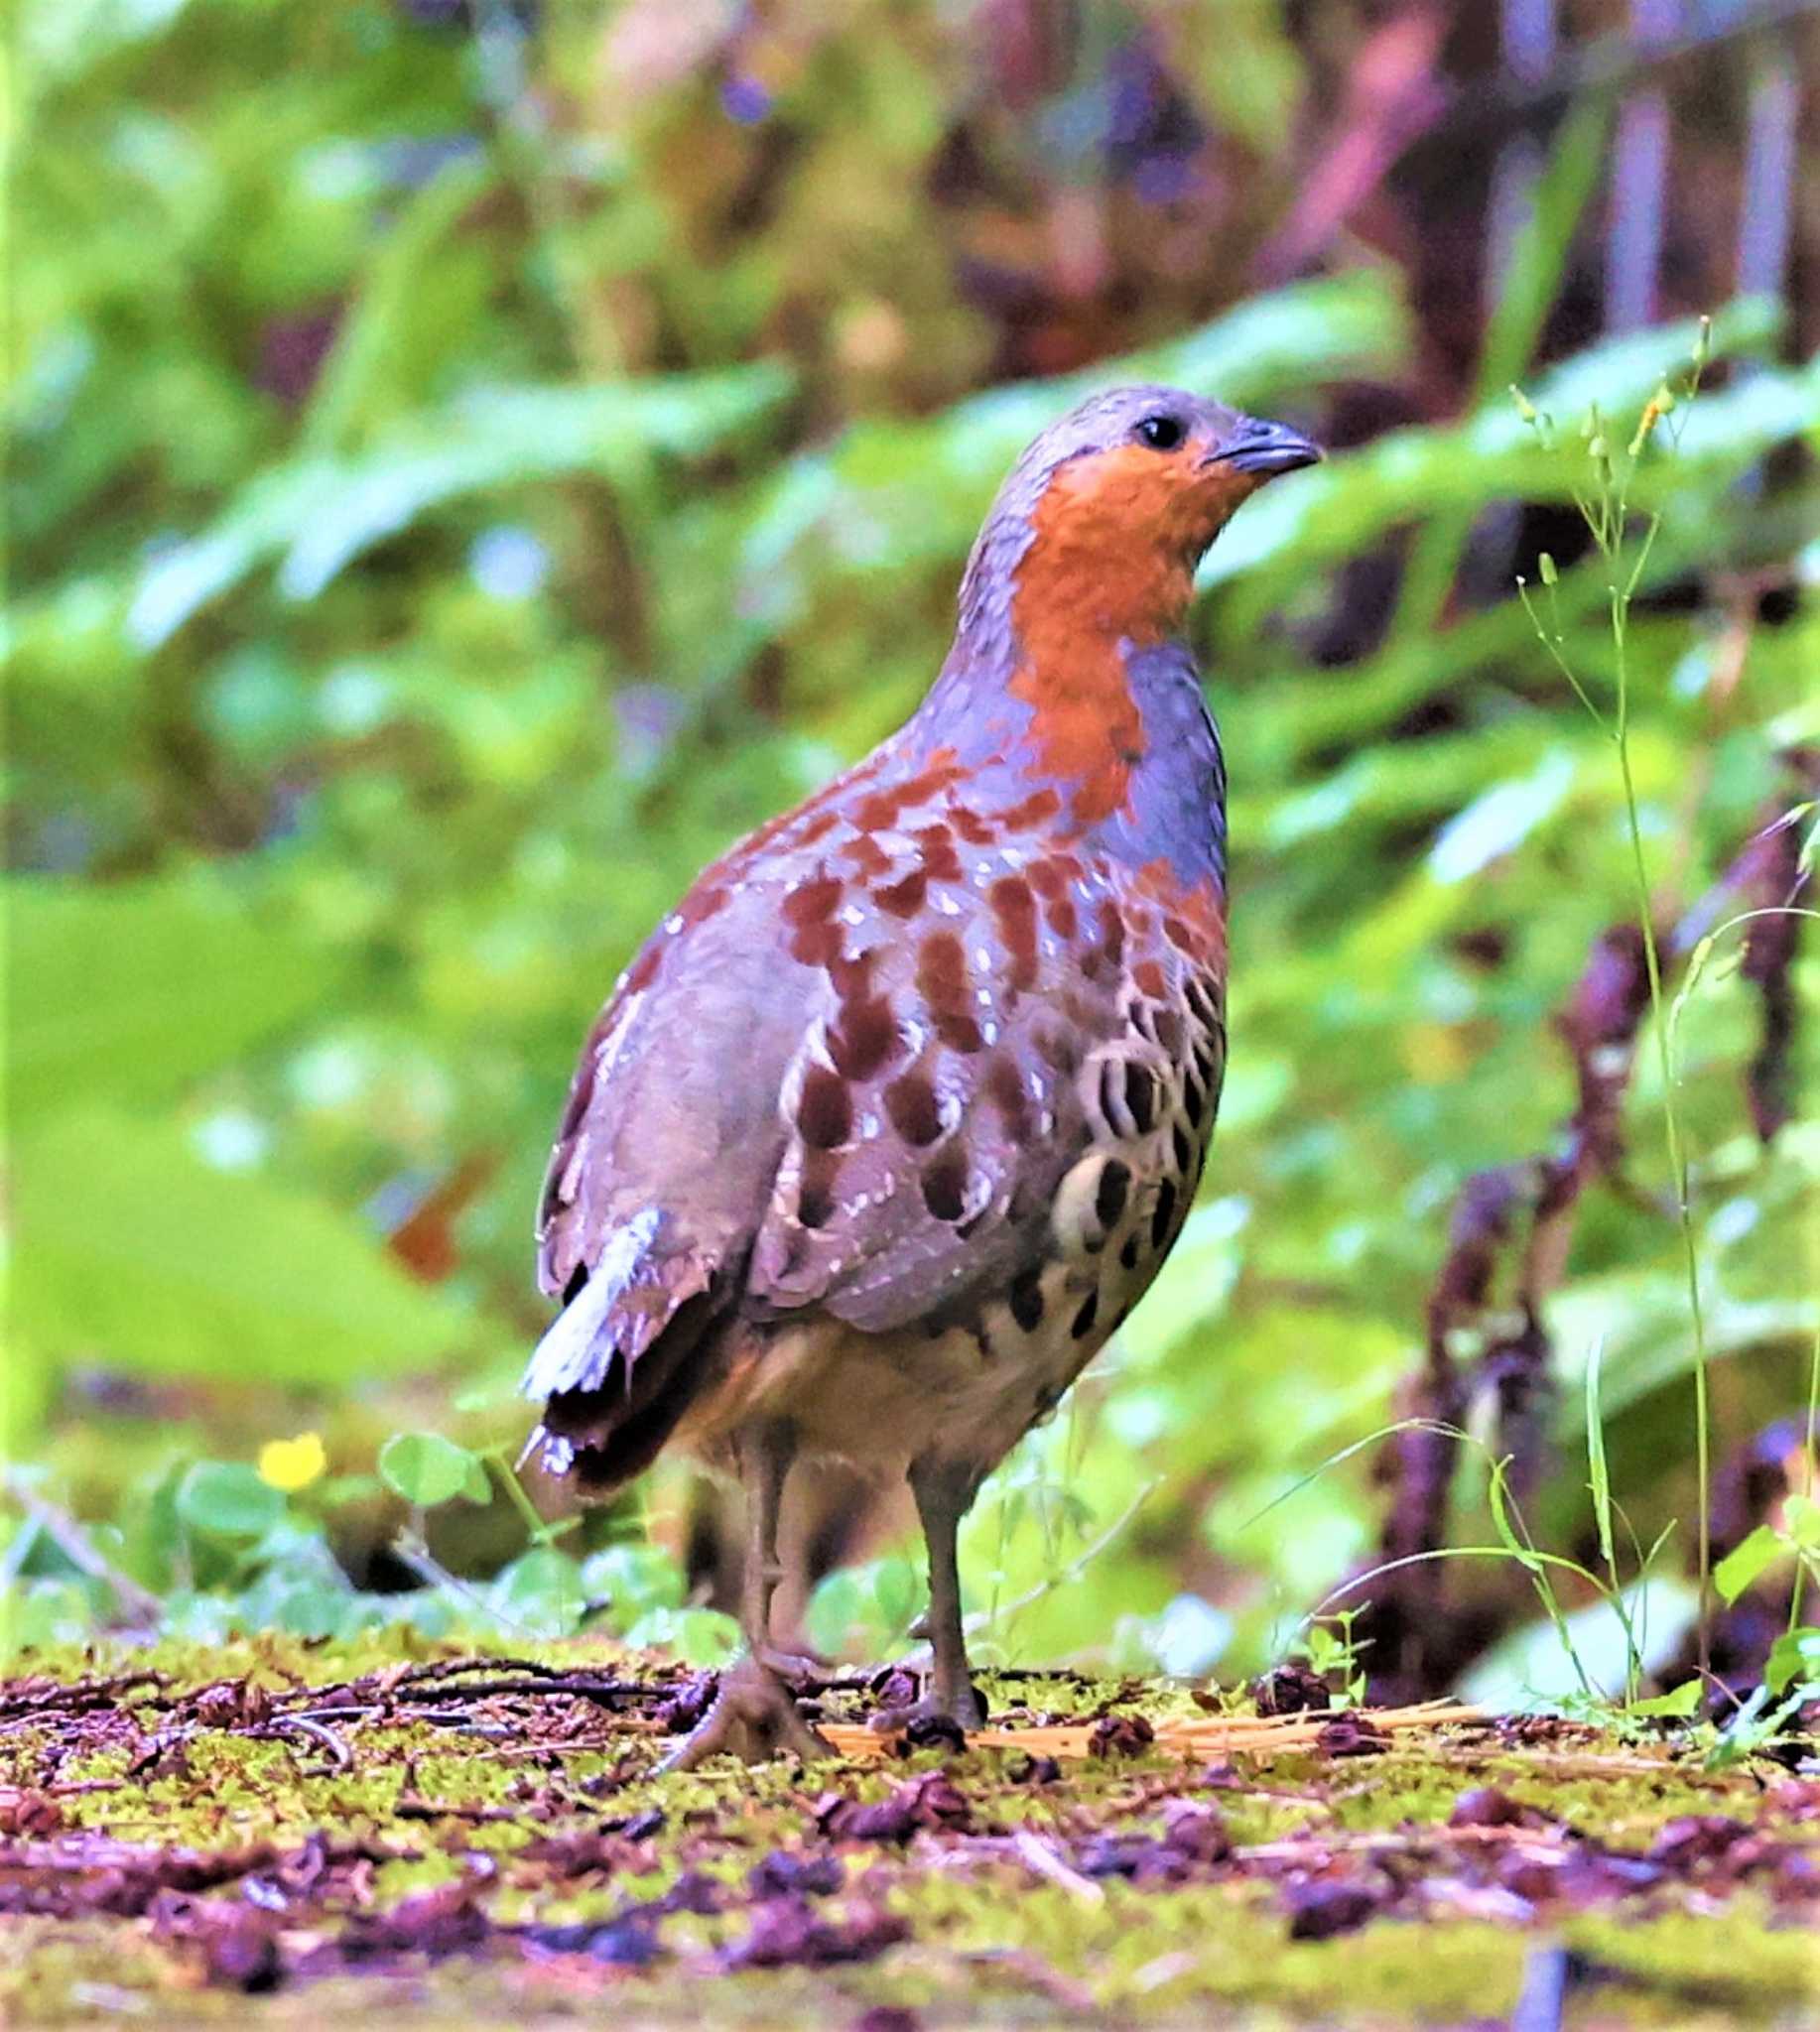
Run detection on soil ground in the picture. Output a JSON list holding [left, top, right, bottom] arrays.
[[2, 1636, 1817, 2029]]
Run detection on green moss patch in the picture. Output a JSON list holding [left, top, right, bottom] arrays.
[[2, 1637, 1816, 2026]]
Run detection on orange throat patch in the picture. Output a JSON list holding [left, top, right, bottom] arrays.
[[1006, 444, 1246, 828]]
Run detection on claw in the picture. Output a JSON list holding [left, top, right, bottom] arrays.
[[755, 1643, 826, 1682], [654, 1654, 835, 1772], [868, 1683, 986, 1737]]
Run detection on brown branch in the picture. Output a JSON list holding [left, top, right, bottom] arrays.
[[1345, 751, 1815, 1700]]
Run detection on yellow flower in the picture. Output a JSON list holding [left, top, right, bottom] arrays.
[[258, 1432, 327, 1492]]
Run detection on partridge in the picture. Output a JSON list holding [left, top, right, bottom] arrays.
[[523, 385, 1319, 1763]]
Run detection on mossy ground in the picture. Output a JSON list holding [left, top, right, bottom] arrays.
[[2, 1634, 1816, 2029]]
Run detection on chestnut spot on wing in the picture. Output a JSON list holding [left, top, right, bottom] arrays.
[[789, 918, 845, 969], [1046, 895, 1078, 940], [854, 753, 966, 831], [875, 868, 928, 919], [1070, 1290, 1100, 1340], [1150, 1178, 1178, 1248], [1008, 1265, 1045, 1332], [1163, 915, 1201, 957], [1132, 959, 1166, 999], [884, 1068, 943, 1147], [918, 930, 982, 1053], [915, 824, 965, 884], [1098, 901, 1126, 971], [1095, 1159, 1131, 1230], [952, 806, 995, 847], [845, 833, 892, 878], [783, 874, 844, 929], [624, 944, 662, 995], [998, 787, 1063, 831], [827, 949, 875, 1000], [798, 1067, 853, 1150], [795, 810, 840, 848], [1028, 859, 1066, 901], [856, 759, 967, 828], [921, 1145, 971, 1223], [919, 928, 967, 1000], [679, 882, 730, 929], [784, 874, 845, 969], [829, 996, 900, 1081], [941, 1012, 984, 1054], [985, 1054, 1035, 1141], [988, 876, 1040, 992]]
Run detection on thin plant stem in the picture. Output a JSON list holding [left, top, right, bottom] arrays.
[[970, 1476, 1161, 1640], [1517, 333, 1718, 1677], [1611, 696, 1712, 1673], [1793, 1328, 1820, 1634], [483, 1445, 559, 1547]]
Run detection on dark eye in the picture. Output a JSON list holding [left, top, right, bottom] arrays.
[[1135, 414, 1184, 450]]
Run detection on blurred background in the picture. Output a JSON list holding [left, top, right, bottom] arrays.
[[6, 0, 1818, 1705]]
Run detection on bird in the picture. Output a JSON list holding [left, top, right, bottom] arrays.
[[522, 384, 1320, 1765]]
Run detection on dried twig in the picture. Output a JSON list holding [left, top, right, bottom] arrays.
[[1, 1470, 164, 1626]]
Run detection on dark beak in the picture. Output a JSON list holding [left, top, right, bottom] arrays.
[[1218, 416, 1322, 477]]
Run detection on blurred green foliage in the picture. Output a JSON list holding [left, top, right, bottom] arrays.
[[5, 1, 1817, 1695]]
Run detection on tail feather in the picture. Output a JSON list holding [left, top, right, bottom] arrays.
[[520, 1206, 726, 1496]]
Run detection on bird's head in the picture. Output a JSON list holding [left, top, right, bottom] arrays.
[[961, 384, 1320, 646]]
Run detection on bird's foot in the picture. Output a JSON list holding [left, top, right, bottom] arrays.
[[868, 1681, 987, 1739], [755, 1643, 826, 1683], [654, 1654, 834, 1772]]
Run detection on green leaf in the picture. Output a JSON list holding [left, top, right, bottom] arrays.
[[12, 1111, 464, 1391], [581, 1542, 687, 1618], [175, 1461, 284, 1541], [0, 1581, 96, 1658], [1781, 1493, 1820, 1551], [492, 1546, 585, 1638], [1475, 98, 1610, 407], [130, 363, 795, 641], [5, 878, 328, 1128], [620, 1605, 741, 1666], [805, 1569, 869, 1660], [1626, 1679, 1703, 1719], [1714, 1524, 1787, 1606], [378, 1432, 490, 1509], [298, 154, 497, 455], [18, 0, 192, 103], [872, 1555, 929, 1636], [1202, 299, 1795, 597], [1765, 1627, 1820, 1699]]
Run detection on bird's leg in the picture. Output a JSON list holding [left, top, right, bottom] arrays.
[[655, 1420, 833, 1771], [904, 1456, 986, 1731]]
